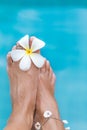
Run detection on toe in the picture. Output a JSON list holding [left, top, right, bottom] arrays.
[[40, 60, 46, 73], [49, 67, 53, 80], [29, 36, 36, 47], [12, 45, 16, 50], [16, 43, 23, 49], [30, 36, 40, 54], [46, 60, 50, 75], [7, 52, 13, 66], [51, 73, 56, 86]]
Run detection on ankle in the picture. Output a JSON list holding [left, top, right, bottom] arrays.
[[34, 109, 64, 130], [37, 97, 60, 119], [5, 109, 33, 130]]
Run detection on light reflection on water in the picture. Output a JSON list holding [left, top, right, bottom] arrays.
[[0, 5, 87, 130]]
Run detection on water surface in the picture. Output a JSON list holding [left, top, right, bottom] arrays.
[[0, 5, 87, 130]]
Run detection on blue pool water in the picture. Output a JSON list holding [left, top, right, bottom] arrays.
[[0, 3, 87, 130]]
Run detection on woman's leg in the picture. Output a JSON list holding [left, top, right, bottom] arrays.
[[4, 38, 39, 130], [33, 60, 65, 130]]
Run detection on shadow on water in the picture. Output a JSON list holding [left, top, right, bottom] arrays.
[[0, 4, 87, 130]]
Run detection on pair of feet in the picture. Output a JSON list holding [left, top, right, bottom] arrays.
[[5, 37, 64, 130]]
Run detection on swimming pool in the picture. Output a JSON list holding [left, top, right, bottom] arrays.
[[0, 3, 87, 130]]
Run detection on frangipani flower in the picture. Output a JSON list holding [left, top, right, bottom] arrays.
[[11, 35, 45, 71]]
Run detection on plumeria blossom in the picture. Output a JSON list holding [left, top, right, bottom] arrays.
[[11, 35, 45, 71]]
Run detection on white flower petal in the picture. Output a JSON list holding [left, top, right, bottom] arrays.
[[19, 55, 31, 71], [30, 53, 45, 68], [31, 38, 45, 52], [43, 111, 52, 118], [11, 50, 25, 61], [17, 35, 29, 49]]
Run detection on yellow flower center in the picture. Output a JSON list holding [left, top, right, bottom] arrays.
[[26, 49, 32, 55]]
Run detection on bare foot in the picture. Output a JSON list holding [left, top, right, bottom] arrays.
[[5, 37, 39, 130], [33, 60, 65, 130]]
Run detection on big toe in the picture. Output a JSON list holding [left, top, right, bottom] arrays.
[[40, 60, 46, 73], [30, 36, 40, 54]]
